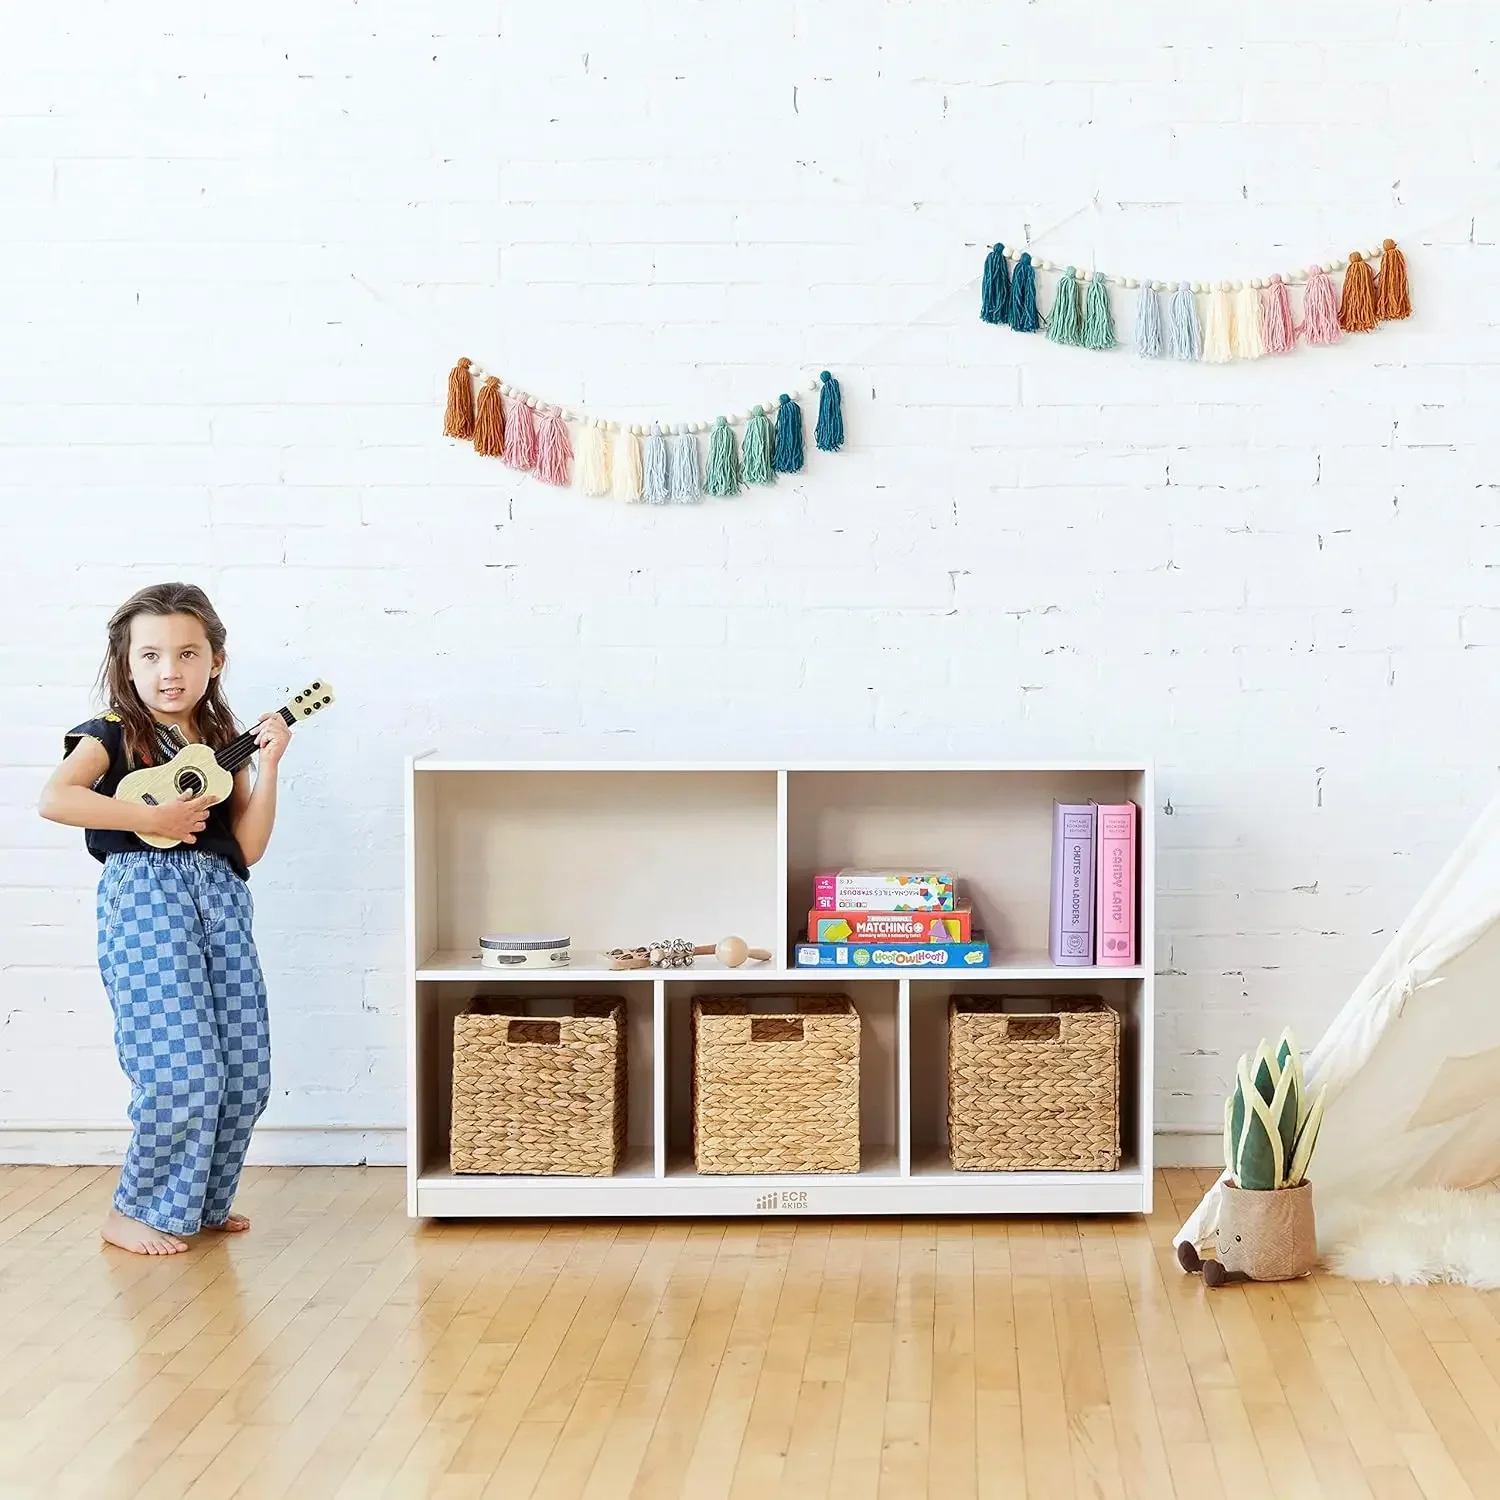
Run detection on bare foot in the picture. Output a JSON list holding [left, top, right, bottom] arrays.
[[101, 1208, 189, 1256], [202, 1213, 251, 1233]]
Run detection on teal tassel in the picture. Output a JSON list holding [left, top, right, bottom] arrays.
[[1047, 266, 1083, 346], [1082, 274, 1115, 350], [705, 416, 740, 497], [669, 427, 703, 503], [742, 405, 774, 484], [773, 393, 804, 473], [1007, 252, 1039, 332], [815, 371, 843, 452], [643, 422, 669, 504], [980, 243, 1010, 324]]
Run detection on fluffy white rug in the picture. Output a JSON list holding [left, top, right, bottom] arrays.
[[1319, 1185, 1500, 1287]]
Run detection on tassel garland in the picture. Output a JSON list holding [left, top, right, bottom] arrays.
[[1134, 283, 1163, 359], [610, 426, 643, 502], [575, 422, 610, 496], [442, 364, 846, 501], [1261, 276, 1294, 355], [816, 371, 844, 452], [741, 405, 774, 485], [1377, 239, 1411, 321], [706, 417, 740, 497], [1301, 265, 1341, 346], [1338, 251, 1378, 333], [472, 376, 506, 456], [1170, 282, 1203, 362], [502, 397, 538, 470], [980, 243, 1011, 324], [773, 393, 804, 474], [669, 428, 703, 504], [444, 357, 476, 439], [643, 423, 670, 505], [978, 237, 1412, 363], [1007, 252, 1040, 332], [535, 406, 572, 485]]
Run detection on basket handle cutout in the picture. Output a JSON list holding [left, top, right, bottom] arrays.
[[507, 1019, 561, 1045], [1009, 1017, 1061, 1042], [751, 1017, 804, 1042]]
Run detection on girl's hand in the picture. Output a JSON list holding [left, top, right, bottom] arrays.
[[255, 713, 292, 769], [146, 793, 214, 845]]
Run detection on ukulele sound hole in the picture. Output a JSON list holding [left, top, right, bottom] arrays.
[[176, 770, 205, 797]]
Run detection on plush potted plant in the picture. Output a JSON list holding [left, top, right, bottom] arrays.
[[1181, 1029, 1327, 1287]]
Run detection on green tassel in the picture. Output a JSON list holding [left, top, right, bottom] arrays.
[[1046, 266, 1083, 346], [705, 417, 740, 497], [1082, 274, 1115, 350], [741, 405, 774, 485]]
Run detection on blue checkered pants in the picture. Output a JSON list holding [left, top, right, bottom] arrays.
[[97, 850, 271, 1235]]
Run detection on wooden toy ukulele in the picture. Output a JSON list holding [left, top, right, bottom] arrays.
[[115, 679, 334, 848]]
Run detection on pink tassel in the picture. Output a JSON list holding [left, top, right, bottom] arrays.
[[502, 396, 538, 470], [1299, 265, 1341, 347], [535, 407, 572, 486], [1261, 275, 1294, 355]]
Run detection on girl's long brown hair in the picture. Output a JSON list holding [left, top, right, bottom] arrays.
[[100, 583, 238, 768]]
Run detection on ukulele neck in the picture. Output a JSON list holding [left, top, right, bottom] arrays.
[[216, 707, 294, 777]]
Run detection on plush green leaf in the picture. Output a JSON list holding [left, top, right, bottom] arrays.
[[1228, 1057, 1248, 1172], [1276, 1027, 1307, 1131], [1288, 1085, 1327, 1186], [1251, 1039, 1279, 1105], [1223, 1094, 1236, 1176], [1237, 1088, 1284, 1191], [1269, 1065, 1298, 1184]]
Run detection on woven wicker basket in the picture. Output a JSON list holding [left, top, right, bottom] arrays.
[[947, 996, 1120, 1171], [450, 996, 627, 1175], [692, 994, 860, 1174]]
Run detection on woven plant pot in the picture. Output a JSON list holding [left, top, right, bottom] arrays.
[[947, 996, 1120, 1171], [1204, 1180, 1317, 1285], [693, 994, 860, 1174], [450, 996, 627, 1176]]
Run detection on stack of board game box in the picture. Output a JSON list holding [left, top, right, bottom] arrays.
[[793, 869, 991, 970]]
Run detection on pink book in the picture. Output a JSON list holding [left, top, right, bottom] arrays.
[[1094, 802, 1138, 966]]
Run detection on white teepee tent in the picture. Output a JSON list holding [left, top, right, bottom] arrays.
[[1176, 790, 1500, 1286]]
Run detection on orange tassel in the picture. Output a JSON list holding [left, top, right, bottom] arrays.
[[1338, 251, 1378, 333], [472, 376, 505, 456], [1376, 238, 1411, 321], [443, 357, 476, 439]]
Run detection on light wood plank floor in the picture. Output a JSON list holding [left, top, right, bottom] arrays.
[[1, 1166, 1498, 1499]]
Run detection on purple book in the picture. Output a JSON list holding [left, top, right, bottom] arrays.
[[1049, 802, 1096, 966]]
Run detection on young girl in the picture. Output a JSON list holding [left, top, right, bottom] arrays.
[[39, 583, 291, 1255]]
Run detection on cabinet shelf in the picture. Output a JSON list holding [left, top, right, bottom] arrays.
[[406, 757, 1154, 1219]]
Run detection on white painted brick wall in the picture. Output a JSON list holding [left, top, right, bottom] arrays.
[[3, 1, 1498, 1162]]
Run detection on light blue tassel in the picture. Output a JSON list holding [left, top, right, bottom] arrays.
[[773, 394, 804, 473], [669, 427, 703, 504], [815, 371, 843, 452], [1170, 281, 1203, 361], [643, 422, 669, 504], [1135, 283, 1164, 358]]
